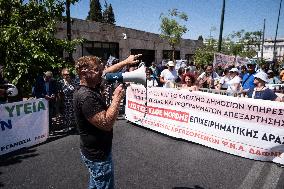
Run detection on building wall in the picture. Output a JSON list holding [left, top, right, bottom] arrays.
[[55, 19, 203, 63], [257, 38, 284, 61]]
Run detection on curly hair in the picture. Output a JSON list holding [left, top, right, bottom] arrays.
[[75, 56, 102, 75], [182, 73, 196, 84]]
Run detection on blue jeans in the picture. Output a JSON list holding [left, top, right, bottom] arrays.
[[80, 152, 114, 189]]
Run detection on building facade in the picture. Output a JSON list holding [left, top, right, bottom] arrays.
[[257, 38, 284, 61], [56, 19, 203, 65]]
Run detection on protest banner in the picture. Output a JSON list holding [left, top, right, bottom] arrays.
[[0, 98, 49, 155], [213, 53, 249, 68], [213, 53, 235, 68], [125, 84, 284, 165]]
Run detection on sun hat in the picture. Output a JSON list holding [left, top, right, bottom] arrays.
[[229, 68, 239, 72], [167, 61, 175, 67], [253, 71, 269, 83]]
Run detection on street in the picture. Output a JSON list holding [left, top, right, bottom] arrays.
[[1, 119, 284, 189]]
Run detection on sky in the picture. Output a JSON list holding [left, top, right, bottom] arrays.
[[70, 0, 284, 40]]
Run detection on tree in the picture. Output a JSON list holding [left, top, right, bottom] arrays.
[[102, 1, 115, 24], [193, 30, 262, 66], [193, 38, 217, 66], [160, 8, 188, 61], [66, 0, 81, 63], [107, 4, 115, 24], [86, 0, 102, 22], [0, 0, 82, 96]]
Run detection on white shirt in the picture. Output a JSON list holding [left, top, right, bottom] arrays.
[[147, 78, 158, 87], [227, 76, 241, 92], [160, 69, 178, 87], [219, 76, 230, 89]]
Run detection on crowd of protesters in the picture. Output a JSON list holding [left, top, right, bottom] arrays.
[[1, 57, 284, 134], [138, 59, 284, 102]]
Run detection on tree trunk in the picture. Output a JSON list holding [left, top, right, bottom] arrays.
[[66, 0, 73, 63], [172, 46, 175, 61]]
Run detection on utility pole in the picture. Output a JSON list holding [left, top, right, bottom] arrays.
[[66, 0, 73, 63], [273, 0, 283, 63], [261, 19, 265, 60], [218, 0, 225, 52]]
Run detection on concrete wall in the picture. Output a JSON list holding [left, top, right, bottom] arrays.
[[55, 19, 203, 63]]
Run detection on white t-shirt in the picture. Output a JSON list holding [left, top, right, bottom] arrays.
[[219, 76, 230, 89], [160, 69, 178, 87], [227, 76, 241, 92], [147, 78, 158, 87]]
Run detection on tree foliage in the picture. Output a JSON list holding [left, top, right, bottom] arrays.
[[102, 1, 115, 24], [0, 0, 82, 96], [193, 30, 263, 66], [86, 0, 102, 22], [160, 8, 188, 60]]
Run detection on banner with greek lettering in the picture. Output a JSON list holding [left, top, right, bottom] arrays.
[[214, 53, 249, 68], [0, 98, 49, 155], [125, 85, 284, 165]]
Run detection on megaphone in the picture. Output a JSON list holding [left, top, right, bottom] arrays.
[[104, 64, 147, 86]]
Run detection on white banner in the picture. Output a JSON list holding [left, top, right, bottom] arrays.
[[125, 85, 284, 165], [0, 98, 49, 155]]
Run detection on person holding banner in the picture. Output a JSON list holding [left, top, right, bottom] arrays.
[[247, 71, 283, 102], [196, 64, 219, 89], [181, 73, 198, 91], [73, 54, 141, 189], [160, 61, 178, 88], [227, 68, 242, 96]]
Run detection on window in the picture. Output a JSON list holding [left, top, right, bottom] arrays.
[[162, 50, 180, 60], [82, 41, 119, 61]]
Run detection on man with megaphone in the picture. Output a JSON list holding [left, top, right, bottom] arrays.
[[73, 54, 142, 189]]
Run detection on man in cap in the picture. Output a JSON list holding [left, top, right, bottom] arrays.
[[247, 71, 282, 101], [241, 60, 257, 91], [160, 61, 178, 87]]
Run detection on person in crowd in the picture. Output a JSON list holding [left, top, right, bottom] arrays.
[[73, 54, 141, 189], [181, 72, 198, 91], [175, 67, 185, 85], [267, 70, 281, 84], [239, 65, 247, 79], [247, 71, 283, 101], [185, 61, 197, 74], [215, 65, 223, 77], [149, 61, 161, 86], [227, 68, 242, 95], [0, 66, 8, 104], [280, 65, 284, 83], [242, 61, 256, 91], [58, 68, 77, 132], [33, 71, 58, 133], [160, 61, 178, 88], [217, 68, 230, 90], [146, 68, 158, 87], [196, 64, 219, 89]]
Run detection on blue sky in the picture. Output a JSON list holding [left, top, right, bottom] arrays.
[[70, 0, 284, 40]]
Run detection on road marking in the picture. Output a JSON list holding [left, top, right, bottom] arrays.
[[238, 161, 265, 189], [261, 164, 283, 189]]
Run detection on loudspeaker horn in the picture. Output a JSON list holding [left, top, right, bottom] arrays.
[[104, 63, 146, 86]]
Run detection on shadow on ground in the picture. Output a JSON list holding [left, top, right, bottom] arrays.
[[0, 148, 39, 188]]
